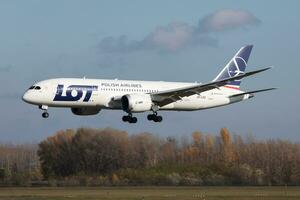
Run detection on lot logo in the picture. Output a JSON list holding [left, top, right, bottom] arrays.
[[53, 84, 98, 102], [227, 57, 246, 78]]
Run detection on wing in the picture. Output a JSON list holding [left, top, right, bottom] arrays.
[[151, 67, 272, 107]]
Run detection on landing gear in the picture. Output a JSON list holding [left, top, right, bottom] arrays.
[[147, 113, 163, 122], [147, 105, 162, 123], [42, 112, 49, 118], [39, 105, 49, 119], [122, 114, 137, 123]]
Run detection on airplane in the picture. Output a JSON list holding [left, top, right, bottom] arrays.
[[22, 45, 275, 123]]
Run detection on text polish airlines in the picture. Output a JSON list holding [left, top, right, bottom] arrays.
[[22, 45, 275, 123]]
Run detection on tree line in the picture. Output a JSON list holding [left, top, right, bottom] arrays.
[[1, 127, 300, 186]]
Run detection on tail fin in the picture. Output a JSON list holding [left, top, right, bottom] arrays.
[[213, 45, 253, 89]]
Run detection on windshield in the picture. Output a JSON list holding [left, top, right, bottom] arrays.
[[28, 86, 41, 90]]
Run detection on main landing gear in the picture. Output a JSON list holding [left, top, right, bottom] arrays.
[[147, 113, 163, 122], [147, 105, 163, 123], [122, 114, 138, 123], [122, 106, 162, 123], [39, 105, 49, 118], [122, 113, 163, 123]]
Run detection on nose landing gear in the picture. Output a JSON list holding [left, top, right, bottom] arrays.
[[39, 105, 49, 119]]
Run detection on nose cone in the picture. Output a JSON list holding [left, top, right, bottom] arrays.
[[22, 92, 33, 103]]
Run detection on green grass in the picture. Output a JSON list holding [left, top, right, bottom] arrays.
[[0, 186, 299, 200]]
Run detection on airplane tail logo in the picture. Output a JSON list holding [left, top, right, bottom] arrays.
[[213, 45, 253, 89]]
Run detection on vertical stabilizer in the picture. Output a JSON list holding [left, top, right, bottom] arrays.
[[213, 45, 253, 89]]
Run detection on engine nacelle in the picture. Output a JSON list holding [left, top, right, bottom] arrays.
[[121, 93, 152, 112], [71, 107, 101, 116]]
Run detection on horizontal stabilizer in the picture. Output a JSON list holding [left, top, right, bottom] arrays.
[[229, 88, 277, 98]]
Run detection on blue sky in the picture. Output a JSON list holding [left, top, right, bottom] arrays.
[[0, 0, 299, 143]]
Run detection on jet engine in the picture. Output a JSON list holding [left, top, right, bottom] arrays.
[[121, 93, 153, 112]]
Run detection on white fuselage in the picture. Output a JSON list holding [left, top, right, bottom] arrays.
[[22, 78, 250, 112], [22, 45, 272, 123]]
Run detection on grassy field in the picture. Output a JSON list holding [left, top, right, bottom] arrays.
[[0, 186, 299, 200]]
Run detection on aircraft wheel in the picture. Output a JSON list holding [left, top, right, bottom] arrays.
[[147, 114, 155, 121], [42, 112, 49, 118], [129, 117, 137, 123], [156, 116, 163, 122], [122, 115, 130, 122]]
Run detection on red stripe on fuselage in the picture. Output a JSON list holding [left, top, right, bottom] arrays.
[[223, 85, 240, 90]]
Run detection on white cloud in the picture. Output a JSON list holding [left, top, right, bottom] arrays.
[[146, 22, 194, 51], [97, 9, 260, 53], [198, 9, 261, 32]]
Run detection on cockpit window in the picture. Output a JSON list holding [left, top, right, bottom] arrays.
[[28, 85, 41, 90]]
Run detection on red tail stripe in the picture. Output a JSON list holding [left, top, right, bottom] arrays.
[[223, 85, 240, 90]]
